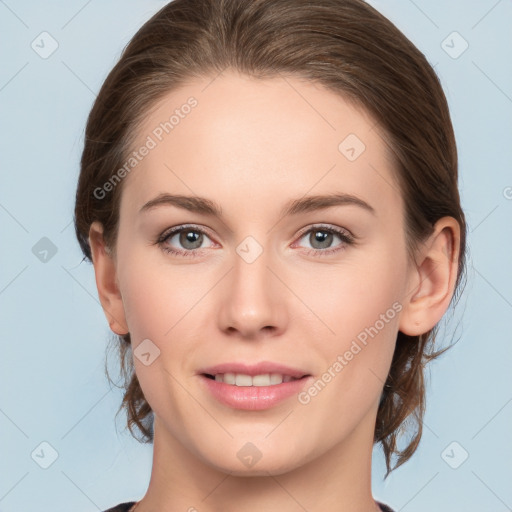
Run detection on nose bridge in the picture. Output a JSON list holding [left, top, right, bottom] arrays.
[[217, 234, 287, 337]]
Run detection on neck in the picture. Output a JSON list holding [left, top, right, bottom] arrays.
[[135, 407, 381, 512]]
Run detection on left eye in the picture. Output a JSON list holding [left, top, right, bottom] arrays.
[[294, 225, 354, 255]]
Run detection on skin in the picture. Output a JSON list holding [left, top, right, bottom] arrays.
[[89, 70, 460, 512]]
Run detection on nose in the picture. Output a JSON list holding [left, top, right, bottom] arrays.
[[217, 241, 288, 340]]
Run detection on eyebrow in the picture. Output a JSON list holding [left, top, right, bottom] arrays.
[[139, 192, 376, 218]]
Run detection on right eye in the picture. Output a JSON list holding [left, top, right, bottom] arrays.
[[157, 224, 216, 257]]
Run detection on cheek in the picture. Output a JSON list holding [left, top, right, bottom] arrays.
[[293, 244, 406, 343], [295, 239, 406, 399], [298, 270, 402, 432], [119, 271, 168, 340], [117, 259, 193, 402], [116, 243, 201, 340]]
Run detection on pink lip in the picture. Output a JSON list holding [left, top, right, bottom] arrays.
[[197, 361, 312, 411], [199, 375, 313, 410], [198, 361, 309, 379]]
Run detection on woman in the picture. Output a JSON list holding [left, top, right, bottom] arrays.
[[74, 0, 467, 510]]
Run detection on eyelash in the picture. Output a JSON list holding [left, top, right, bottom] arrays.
[[156, 223, 355, 258]]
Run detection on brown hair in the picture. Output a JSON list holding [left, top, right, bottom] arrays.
[[74, 0, 467, 477]]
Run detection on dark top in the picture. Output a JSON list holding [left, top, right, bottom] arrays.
[[103, 503, 136, 512], [103, 501, 395, 511]]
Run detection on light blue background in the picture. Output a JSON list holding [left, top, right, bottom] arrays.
[[1, 1, 511, 511]]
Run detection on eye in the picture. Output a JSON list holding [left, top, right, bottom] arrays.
[[293, 224, 355, 257], [157, 224, 216, 257], [156, 223, 355, 258]]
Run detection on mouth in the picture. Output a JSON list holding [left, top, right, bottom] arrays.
[[197, 362, 313, 410], [201, 372, 310, 386]]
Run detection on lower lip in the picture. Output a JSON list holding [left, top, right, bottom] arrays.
[[199, 375, 312, 410]]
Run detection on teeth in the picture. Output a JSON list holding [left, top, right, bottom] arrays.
[[211, 373, 300, 386], [223, 372, 236, 385], [235, 374, 252, 386]]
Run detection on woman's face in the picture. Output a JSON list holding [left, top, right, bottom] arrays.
[[108, 70, 414, 475]]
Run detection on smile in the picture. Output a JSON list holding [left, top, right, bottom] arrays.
[[203, 373, 303, 386]]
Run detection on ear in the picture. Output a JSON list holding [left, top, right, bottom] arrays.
[[88, 221, 129, 336], [399, 216, 461, 336]]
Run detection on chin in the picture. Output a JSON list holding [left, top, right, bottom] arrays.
[[198, 444, 308, 477]]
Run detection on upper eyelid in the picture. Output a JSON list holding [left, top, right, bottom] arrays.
[[159, 223, 216, 240], [295, 223, 353, 239], [159, 223, 353, 246]]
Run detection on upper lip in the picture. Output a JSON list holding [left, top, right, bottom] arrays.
[[198, 361, 310, 379]]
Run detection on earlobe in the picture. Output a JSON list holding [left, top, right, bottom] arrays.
[[89, 221, 129, 336], [399, 217, 460, 336]]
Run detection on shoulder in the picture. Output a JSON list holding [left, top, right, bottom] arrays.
[[102, 502, 137, 512], [102, 500, 393, 512], [102, 500, 392, 512], [377, 502, 396, 512]]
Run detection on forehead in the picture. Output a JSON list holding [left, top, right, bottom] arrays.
[[120, 70, 401, 222]]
